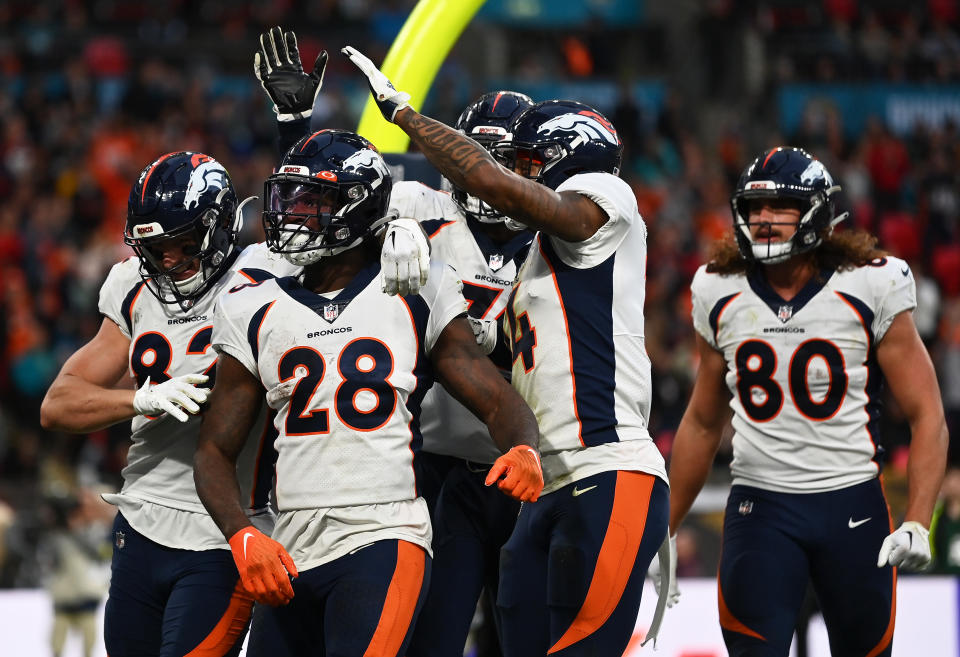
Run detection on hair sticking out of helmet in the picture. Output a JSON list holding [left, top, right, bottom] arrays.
[[490, 99, 622, 190], [263, 130, 393, 266], [730, 147, 849, 264], [448, 90, 533, 224], [125, 151, 241, 309]]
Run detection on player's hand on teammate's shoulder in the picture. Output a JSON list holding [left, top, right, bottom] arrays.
[[255, 26, 327, 121], [379, 216, 430, 296], [228, 526, 298, 606], [485, 445, 544, 502], [340, 46, 410, 122], [877, 520, 931, 571], [132, 374, 209, 423]]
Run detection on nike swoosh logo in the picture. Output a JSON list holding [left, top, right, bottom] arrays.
[[572, 485, 598, 497], [242, 531, 254, 559], [848, 517, 871, 529]]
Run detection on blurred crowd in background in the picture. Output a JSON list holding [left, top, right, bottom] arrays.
[[1, 0, 960, 593]]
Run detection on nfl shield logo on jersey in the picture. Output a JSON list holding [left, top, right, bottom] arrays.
[[738, 500, 754, 516], [323, 304, 339, 322], [115, 531, 125, 549], [489, 253, 504, 271], [777, 305, 793, 323]]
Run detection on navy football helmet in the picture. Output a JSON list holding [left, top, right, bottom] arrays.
[[452, 90, 533, 223], [731, 147, 848, 263], [125, 151, 241, 309], [490, 100, 622, 190], [263, 130, 393, 266]]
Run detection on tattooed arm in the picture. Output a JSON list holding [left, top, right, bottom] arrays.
[[194, 353, 264, 539], [395, 108, 608, 242]]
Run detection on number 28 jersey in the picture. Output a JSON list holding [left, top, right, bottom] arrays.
[[211, 261, 467, 511], [691, 256, 917, 493]]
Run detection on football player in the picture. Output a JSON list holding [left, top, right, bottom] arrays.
[[39, 30, 432, 655], [391, 90, 536, 657], [193, 130, 544, 657], [344, 48, 669, 657], [669, 147, 948, 656], [40, 151, 298, 657]]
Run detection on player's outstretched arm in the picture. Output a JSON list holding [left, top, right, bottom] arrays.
[[668, 333, 732, 534], [40, 318, 140, 432], [341, 46, 607, 242], [875, 310, 948, 570], [431, 316, 543, 501]]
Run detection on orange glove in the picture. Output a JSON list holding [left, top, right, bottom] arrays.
[[485, 445, 544, 502], [228, 526, 298, 606]]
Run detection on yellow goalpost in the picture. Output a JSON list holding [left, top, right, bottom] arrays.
[[356, 0, 487, 152]]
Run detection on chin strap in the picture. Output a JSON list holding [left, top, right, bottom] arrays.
[[641, 536, 673, 649]]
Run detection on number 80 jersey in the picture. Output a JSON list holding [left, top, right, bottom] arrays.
[[690, 256, 917, 493]]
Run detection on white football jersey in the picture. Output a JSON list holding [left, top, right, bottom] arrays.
[[690, 255, 917, 493], [98, 243, 299, 549], [211, 260, 467, 511], [390, 181, 533, 463], [504, 172, 666, 494]]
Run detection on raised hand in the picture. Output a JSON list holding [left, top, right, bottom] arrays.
[[255, 26, 327, 121]]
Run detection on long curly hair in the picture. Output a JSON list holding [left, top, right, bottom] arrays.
[[706, 228, 887, 275]]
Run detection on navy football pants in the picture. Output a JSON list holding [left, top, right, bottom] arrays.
[[407, 452, 520, 657], [497, 470, 668, 657], [719, 479, 896, 657], [246, 539, 430, 657], [104, 512, 253, 657]]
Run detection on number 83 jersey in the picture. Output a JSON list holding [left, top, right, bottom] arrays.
[[97, 243, 298, 548], [211, 261, 467, 511], [691, 255, 917, 493]]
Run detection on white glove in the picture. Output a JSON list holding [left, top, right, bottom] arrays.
[[468, 317, 498, 355], [340, 46, 411, 122], [133, 374, 210, 423], [877, 521, 931, 570], [647, 533, 680, 608], [380, 217, 430, 296]]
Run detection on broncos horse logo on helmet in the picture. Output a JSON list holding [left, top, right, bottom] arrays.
[[731, 146, 849, 264], [263, 130, 393, 266], [491, 100, 622, 190], [450, 90, 534, 223], [125, 151, 242, 309]]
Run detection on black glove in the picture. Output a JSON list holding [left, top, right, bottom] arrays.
[[255, 26, 327, 121]]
